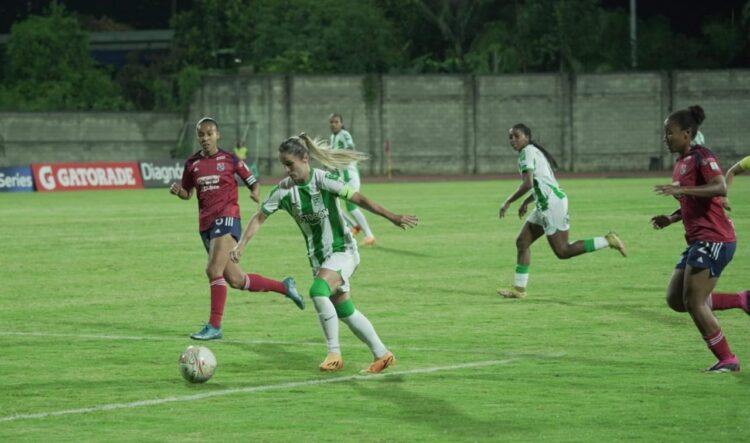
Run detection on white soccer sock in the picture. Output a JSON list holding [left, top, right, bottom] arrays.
[[350, 208, 374, 238], [341, 310, 388, 358], [312, 297, 340, 355], [593, 237, 608, 250], [514, 272, 529, 289]]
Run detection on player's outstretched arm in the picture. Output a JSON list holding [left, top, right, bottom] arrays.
[[230, 209, 268, 263], [349, 192, 418, 230]]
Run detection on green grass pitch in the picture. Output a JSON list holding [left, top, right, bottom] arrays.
[[1, 177, 749, 441]]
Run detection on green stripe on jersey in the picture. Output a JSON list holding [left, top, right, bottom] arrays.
[[262, 169, 355, 270]]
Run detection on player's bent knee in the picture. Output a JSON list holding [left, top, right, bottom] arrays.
[[224, 275, 244, 289], [552, 247, 572, 260]]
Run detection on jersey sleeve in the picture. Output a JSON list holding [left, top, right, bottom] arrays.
[[260, 185, 281, 215], [180, 160, 195, 191], [739, 155, 750, 171], [342, 131, 355, 149], [518, 147, 534, 173], [233, 155, 257, 188], [320, 170, 355, 199], [699, 152, 723, 180]]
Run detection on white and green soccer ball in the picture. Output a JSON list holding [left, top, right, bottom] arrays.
[[178, 345, 217, 383]]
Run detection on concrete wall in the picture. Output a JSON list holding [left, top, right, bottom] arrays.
[[189, 70, 750, 176], [4, 70, 750, 175], [0, 112, 183, 167]]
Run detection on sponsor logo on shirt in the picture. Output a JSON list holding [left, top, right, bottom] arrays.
[[197, 174, 221, 192], [295, 209, 329, 225]]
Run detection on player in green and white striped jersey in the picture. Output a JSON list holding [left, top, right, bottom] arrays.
[[231, 133, 418, 373], [497, 123, 627, 299], [329, 113, 376, 246]]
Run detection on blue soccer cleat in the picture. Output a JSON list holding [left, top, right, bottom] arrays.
[[190, 323, 223, 341], [283, 277, 305, 310]]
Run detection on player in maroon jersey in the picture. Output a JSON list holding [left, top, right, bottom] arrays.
[[169, 117, 304, 340], [651, 105, 747, 373]]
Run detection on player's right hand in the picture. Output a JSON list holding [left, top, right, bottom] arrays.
[[650, 215, 671, 230], [169, 182, 182, 196], [499, 202, 509, 219]]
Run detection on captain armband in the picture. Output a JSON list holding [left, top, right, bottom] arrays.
[[244, 175, 257, 188], [739, 156, 750, 171], [340, 185, 356, 200]]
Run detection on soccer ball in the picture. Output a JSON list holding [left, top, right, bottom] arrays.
[[178, 345, 217, 383]]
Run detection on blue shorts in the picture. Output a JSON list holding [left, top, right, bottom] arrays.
[[676, 240, 736, 278], [199, 217, 241, 252]]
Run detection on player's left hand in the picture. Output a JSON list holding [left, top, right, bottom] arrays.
[[391, 214, 418, 229], [229, 245, 244, 263], [518, 202, 529, 218]]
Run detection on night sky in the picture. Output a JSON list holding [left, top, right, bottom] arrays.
[[0, 0, 746, 34]]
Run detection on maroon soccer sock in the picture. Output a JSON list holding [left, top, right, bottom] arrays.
[[704, 329, 734, 361], [243, 273, 286, 295], [710, 291, 748, 312], [209, 276, 227, 328]]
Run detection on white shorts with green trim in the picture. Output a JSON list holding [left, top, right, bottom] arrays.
[[312, 249, 360, 294], [526, 197, 570, 236]]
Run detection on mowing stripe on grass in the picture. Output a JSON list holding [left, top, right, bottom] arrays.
[[0, 353, 563, 423], [0, 330, 321, 347], [1, 331, 496, 354]]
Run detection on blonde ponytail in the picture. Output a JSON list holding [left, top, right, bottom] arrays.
[[279, 133, 368, 170]]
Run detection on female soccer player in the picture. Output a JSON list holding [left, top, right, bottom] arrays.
[[329, 113, 376, 246], [497, 123, 627, 299], [230, 133, 417, 373], [652, 105, 745, 373], [170, 117, 304, 341]]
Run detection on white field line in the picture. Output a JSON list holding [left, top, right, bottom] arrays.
[[0, 353, 563, 423], [0, 331, 493, 354]]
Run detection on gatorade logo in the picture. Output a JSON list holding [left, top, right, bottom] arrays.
[[32, 162, 143, 192]]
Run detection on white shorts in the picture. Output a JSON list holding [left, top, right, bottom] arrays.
[[312, 250, 360, 294], [526, 197, 570, 236]]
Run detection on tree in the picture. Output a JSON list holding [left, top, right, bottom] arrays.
[[1, 3, 128, 110]]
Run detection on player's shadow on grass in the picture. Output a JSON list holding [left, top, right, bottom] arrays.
[[349, 377, 518, 438], [362, 244, 430, 258], [526, 297, 685, 328], [222, 341, 318, 372]]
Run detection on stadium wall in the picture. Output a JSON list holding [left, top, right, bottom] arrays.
[[3, 71, 749, 177], [189, 70, 750, 176], [0, 112, 183, 167]]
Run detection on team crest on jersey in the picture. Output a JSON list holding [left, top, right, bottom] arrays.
[[311, 193, 324, 208], [679, 164, 687, 175], [217, 163, 225, 172]]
